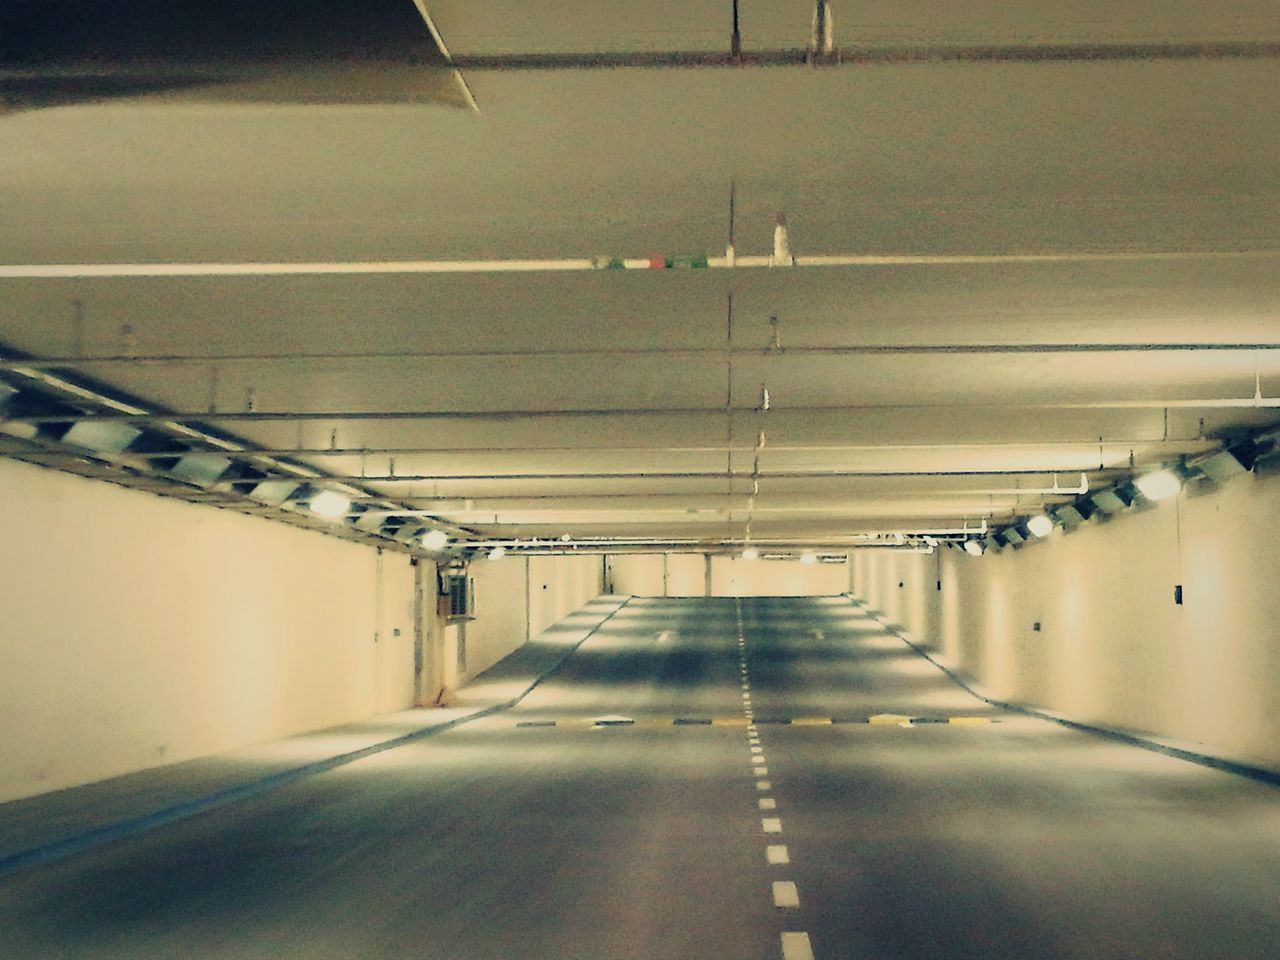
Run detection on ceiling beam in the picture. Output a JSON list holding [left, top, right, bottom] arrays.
[[5, 341, 1279, 371]]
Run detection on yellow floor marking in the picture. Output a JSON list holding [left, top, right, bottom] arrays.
[[789, 717, 833, 726], [712, 716, 751, 726], [869, 713, 914, 725], [949, 716, 994, 726]]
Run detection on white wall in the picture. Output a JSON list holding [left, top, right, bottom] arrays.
[[608, 553, 850, 597], [0, 457, 419, 804], [440, 554, 604, 691], [851, 470, 1280, 770]]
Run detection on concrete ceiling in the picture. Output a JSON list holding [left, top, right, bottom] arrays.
[[2, 1, 1279, 553]]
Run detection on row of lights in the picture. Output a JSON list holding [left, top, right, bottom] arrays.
[[959, 454, 1250, 557], [307, 490, 452, 552]]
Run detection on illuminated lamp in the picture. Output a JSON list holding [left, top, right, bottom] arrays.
[[422, 529, 450, 551], [963, 539, 984, 557], [1134, 469, 1182, 502], [742, 547, 759, 560], [1026, 514, 1054, 539], [309, 490, 351, 519]]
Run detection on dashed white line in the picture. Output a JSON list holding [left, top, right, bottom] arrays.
[[754, 766, 769, 776], [756, 779, 771, 790], [762, 817, 782, 833], [766, 843, 790, 864], [772, 881, 800, 908], [781, 931, 815, 960], [758, 797, 777, 810]]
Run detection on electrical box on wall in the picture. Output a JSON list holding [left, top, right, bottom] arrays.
[[438, 567, 475, 623]]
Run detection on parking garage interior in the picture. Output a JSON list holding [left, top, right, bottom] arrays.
[[3, 3, 1280, 958]]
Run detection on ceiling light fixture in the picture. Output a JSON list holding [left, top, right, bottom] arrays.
[[422, 529, 449, 551], [742, 547, 759, 560], [309, 490, 351, 519], [488, 546, 507, 561], [1026, 515, 1055, 539], [1135, 469, 1183, 501], [800, 552, 817, 565], [963, 540, 984, 557]]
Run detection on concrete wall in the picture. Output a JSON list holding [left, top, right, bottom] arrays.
[[608, 553, 850, 597], [436, 554, 605, 693], [0, 458, 609, 803], [0, 457, 420, 804], [850, 470, 1280, 769]]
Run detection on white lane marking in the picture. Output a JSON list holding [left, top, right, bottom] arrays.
[[773, 881, 801, 908], [767, 844, 790, 864], [755, 766, 769, 776], [742, 682, 751, 690], [762, 817, 782, 833], [747, 725, 758, 732], [656, 630, 673, 645], [756, 780, 772, 790], [781, 932, 815, 960], [758, 797, 777, 810], [813, 629, 825, 640]]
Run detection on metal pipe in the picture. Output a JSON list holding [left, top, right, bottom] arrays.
[[300, 468, 1127, 482], [0, 438, 1211, 459], [1, 247, 1275, 280], [445, 40, 1280, 70], [7, 398, 1276, 425], [4, 340, 1277, 371]]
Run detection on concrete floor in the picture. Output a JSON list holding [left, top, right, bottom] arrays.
[[3, 596, 1280, 959]]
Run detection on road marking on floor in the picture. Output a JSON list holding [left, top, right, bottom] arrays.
[[773, 881, 800, 908], [656, 630, 674, 645], [869, 713, 913, 725], [758, 797, 777, 810], [813, 629, 825, 640], [755, 765, 769, 775], [766, 843, 790, 864], [762, 817, 782, 833], [781, 931, 815, 960], [514, 714, 1002, 728], [756, 780, 771, 790], [751, 744, 763, 752]]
